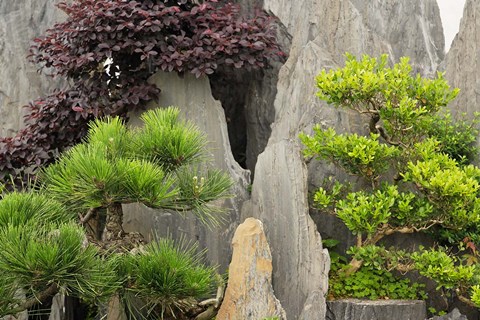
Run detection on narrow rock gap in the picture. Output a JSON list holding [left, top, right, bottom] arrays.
[[209, 67, 249, 170], [209, 65, 281, 179]]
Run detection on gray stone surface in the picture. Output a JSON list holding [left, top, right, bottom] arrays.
[[443, 0, 479, 119], [300, 290, 329, 320], [124, 71, 250, 270], [430, 308, 467, 320], [0, 0, 65, 137], [327, 299, 427, 320], [264, 0, 444, 148], [241, 140, 330, 319]]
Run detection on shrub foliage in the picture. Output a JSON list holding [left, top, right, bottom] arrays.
[[301, 53, 480, 309]]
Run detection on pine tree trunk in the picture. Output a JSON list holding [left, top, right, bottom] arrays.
[[103, 202, 124, 241]]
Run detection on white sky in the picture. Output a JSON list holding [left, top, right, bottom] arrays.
[[437, 0, 466, 51]]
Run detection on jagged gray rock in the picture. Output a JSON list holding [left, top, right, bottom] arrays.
[[124, 71, 250, 270], [327, 299, 427, 320], [299, 291, 329, 320], [217, 218, 286, 320], [241, 140, 330, 319], [0, 0, 65, 137], [264, 0, 444, 147], [443, 0, 479, 118]]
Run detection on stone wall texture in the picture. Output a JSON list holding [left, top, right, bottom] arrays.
[[443, 0, 480, 118], [0, 0, 65, 137]]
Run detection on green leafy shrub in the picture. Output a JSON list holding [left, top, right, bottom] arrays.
[[330, 264, 425, 300], [301, 53, 480, 308], [425, 112, 480, 165]]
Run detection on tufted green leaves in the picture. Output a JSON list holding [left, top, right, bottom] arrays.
[[315, 53, 459, 147], [300, 126, 399, 184]]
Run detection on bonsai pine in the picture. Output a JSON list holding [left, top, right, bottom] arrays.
[[0, 107, 232, 319]]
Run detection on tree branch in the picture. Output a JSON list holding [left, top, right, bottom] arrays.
[[369, 113, 381, 134], [457, 293, 478, 308], [364, 221, 443, 246], [5, 283, 59, 316], [79, 207, 97, 224], [375, 125, 401, 146]]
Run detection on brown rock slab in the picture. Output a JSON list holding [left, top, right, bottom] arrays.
[[217, 217, 286, 320]]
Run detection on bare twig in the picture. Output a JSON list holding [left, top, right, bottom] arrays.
[[79, 208, 97, 224], [195, 274, 225, 320], [364, 220, 443, 246], [375, 125, 401, 146]]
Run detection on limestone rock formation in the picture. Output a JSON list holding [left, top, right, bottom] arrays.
[[0, 0, 65, 136], [124, 71, 250, 270], [443, 0, 479, 118], [264, 0, 444, 147], [241, 140, 330, 319], [217, 218, 286, 320]]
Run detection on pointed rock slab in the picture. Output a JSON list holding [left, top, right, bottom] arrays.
[[242, 140, 330, 319], [443, 0, 480, 119], [217, 217, 286, 320], [124, 71, 250, 270]]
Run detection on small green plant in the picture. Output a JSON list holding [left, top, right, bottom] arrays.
[[302, 53, 480, 308], [428, 307, 447, 317], [119, 238, 217, 318], [324, 239, 425, 300], [330, 264, 425, 300]]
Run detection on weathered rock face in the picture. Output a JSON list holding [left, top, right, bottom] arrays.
[[241, 140, 330, 319], [124, 71, 250, 270], [0, 0, 65, 137], [264, 0, 444, 147], [217, 218, 286, 320], [327, 299, 427, 320], [443, 0, 480, 119]]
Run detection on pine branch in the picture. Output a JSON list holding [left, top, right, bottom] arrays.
[[5, 283, 58, 316]]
